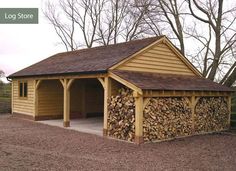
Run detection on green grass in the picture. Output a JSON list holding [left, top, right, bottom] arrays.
[[0, 83, 11, 114]]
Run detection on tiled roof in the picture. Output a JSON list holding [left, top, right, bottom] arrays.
[[8, 36, 163, 78], [112, 70, 232, 91]]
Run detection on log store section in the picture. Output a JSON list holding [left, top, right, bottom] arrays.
[[8, 36, 232, 144]]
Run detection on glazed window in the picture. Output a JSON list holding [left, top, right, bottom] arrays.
[[19, 81, 28, 98]]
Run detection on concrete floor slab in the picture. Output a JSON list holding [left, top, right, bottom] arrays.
[[38, 117, 103, 136]]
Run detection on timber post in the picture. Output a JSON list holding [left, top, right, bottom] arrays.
[[190, 95, 195, 134], [60, 79, 74, 127], [34, 80, 41, 120], [98, 77, 111, 136], [133, 90, 144, 144], [228, 96, 232, 129]]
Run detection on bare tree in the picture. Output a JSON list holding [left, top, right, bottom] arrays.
[[96, 0, 128, 45], [121, 0, 151, 41], [96, 0, 149, 45], [43, 0, 105, 50], [43, 0, 77, 51], [187, 0, 236, 86], [141, 0, 186, 54], [145, 0, 236, 86], [44, 0, 149, 48]]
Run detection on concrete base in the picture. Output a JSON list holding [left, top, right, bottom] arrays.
[[38, 117, 103, 136]]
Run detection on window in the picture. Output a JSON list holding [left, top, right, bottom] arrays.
[[19, 81, 28, 98]]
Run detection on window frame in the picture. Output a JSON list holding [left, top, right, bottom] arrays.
[[18, 81, 28, 99]]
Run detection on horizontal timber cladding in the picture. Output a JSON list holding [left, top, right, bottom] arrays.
[[12, 80, 34, 115], [117, 43, 195, 76], [38, 80, 63, 116], [195, 97, 229, 133], [143, 97, 192, 142], [107, 88, 135, 142]]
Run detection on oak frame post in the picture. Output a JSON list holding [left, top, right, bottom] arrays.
[[102, 77, 111, 136], [228, 96, 232, 129], [190, 95, 196, 134], [11, 81, 14, 114], [133, 91, 144, 144], [60, 79, 74, 127], [34, 80, 41, 120]]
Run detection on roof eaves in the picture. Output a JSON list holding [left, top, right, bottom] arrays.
[[7, 70, 108, 79]]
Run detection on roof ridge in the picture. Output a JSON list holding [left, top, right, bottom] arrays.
[[56, 36, 164, 56]]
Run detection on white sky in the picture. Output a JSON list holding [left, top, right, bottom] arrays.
[[0, 0, 64, 82]]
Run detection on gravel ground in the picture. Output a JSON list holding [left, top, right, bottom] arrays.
[[0, 114, 236, 171]]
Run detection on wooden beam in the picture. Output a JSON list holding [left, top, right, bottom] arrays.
[[190, 96, 196, 134], [97, 78, 105, 88], [34, 80, 39, 117], [134, 90, 144, 144], [109, 72, 143, 95], [11, 81, 14, 114], [13, 73, 108, 81], [103, 77, 111, 136], [143, 90, 230, 97], [228, 96, 232, 129], [60, 78, 74, 127], [67, 79, 75, 90], [63, 83, 70, 127], [35, 80, 42, 90]]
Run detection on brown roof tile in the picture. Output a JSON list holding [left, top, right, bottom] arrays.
[[112, 70, 232, 92], [9, 36, 163, 78]]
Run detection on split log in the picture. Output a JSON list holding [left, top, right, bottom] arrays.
[[143, 97, 192, 142], [107, 88, 135, 142], [195, 97, 229, 133]]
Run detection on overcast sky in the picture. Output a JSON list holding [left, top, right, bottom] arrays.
[[0, 0, 64, 82]]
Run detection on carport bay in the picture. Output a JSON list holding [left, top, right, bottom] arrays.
[[35, 77, 105, 132]]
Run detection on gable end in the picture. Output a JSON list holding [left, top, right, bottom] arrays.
[[111, 37, 201, 77]]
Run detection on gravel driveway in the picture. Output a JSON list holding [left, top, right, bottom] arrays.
[[0, 114, 236, 171]]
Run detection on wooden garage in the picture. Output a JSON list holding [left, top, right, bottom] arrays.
[[8, 36, 232, 144]]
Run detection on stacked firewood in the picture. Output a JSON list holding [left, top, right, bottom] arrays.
[[107, 88, 135, 142], [195, 97, 229, 133], [143, 97, 192, 142]]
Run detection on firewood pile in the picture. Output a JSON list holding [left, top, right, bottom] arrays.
[[143, 97, 192, 142], [195, 97, 229, 133], [107, 88, 135, 142]]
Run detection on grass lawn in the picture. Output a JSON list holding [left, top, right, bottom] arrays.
[[0, 83, 11, 114]]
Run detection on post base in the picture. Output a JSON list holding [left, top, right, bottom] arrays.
[[63, 121, 70, 127], [135, 136, 144, 144], [103, 129, 107, 136]]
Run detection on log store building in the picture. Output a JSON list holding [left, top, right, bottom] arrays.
[[8, 36, 232, 144]]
